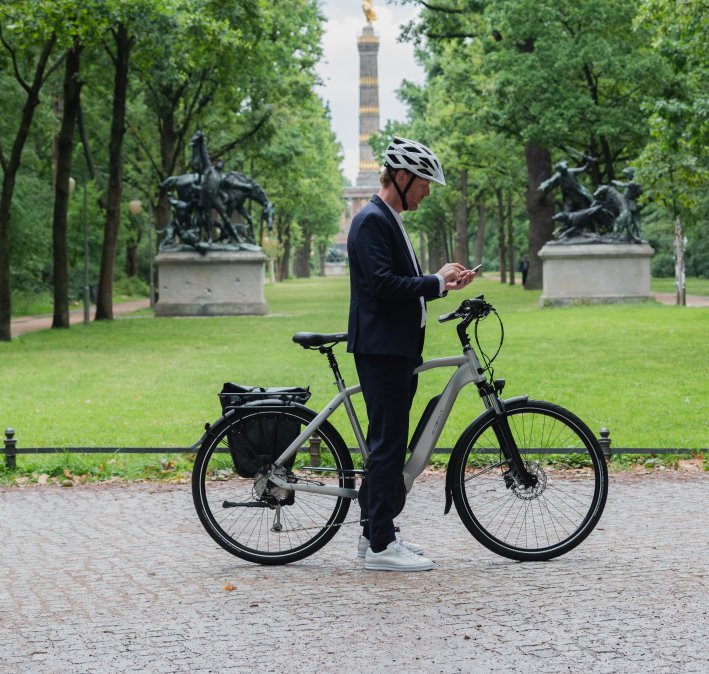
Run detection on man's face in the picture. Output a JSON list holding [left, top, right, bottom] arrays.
[[397, 172, 431, 211]]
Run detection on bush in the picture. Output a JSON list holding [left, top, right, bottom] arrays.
[[113, 275, 149, 298], [651, 252, 675, 277], [687, 231, 709, 278]]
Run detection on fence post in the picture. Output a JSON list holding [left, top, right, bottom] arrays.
[[598, 427, 611, 462], [4, 428, 17, 470], [309, 433, 321, 467]]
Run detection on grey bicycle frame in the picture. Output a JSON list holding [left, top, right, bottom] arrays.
[[266, 348, 489, 499]]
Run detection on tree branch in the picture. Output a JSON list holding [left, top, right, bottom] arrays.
[[415, 0, 466, 12], [130, 125, 163, 181], [212, 108, 274, 160], [426, 32, 479, 40], [0, 29, 31, 93]]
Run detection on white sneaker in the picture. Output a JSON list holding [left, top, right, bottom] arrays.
[[357, 534, 425, 559], [364, 540, 434, 572]]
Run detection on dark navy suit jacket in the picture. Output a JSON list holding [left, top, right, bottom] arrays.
[[347, 194, 443, 361]]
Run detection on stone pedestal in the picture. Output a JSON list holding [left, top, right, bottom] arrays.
[[155, 250, 268, 316], [324, 262, 347, 277], [538, 242, 655, 306]]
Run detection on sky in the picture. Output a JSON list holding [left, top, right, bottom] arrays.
[[315, 0, 425, 184]]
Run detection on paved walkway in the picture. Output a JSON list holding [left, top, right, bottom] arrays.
[[0, 472, 706, 673], [10, 299, 151, 338]]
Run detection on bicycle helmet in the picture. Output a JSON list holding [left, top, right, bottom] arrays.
[[384, 136, 446, 185], [383, 136, 445, 211]]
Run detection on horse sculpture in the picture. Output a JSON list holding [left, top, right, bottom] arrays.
[[158, 131, 275, 251], [220, 171, 275, 243], [551, 185, 642, 243]]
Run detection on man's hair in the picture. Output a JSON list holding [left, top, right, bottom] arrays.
[[380, 165, 409, 187], [380, 166, 392, 186]]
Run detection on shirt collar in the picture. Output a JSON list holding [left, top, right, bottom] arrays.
[[380, 198, 403, 227]]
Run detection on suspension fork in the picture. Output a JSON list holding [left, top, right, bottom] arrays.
[[480, 385, 537, 489]]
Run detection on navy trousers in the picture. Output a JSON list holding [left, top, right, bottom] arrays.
[[355, 347, 421, 552]]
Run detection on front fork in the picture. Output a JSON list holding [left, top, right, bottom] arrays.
[[444, 382, 536, 514], [483, 381, 537, 490]]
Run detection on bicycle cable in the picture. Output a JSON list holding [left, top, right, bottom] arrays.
[[473, 309, 504, 384]]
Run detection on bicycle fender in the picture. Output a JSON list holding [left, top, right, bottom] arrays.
[[443, 395, 529, 514]]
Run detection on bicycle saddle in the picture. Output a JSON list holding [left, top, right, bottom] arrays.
[[292, 332, 348, 348]]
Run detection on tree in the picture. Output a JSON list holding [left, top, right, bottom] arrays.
[[634, 0, 708, 304], [51, 36, 83, 329], [0, 3, 63, 340], [400, 0, 671, 287], [94, 18, 133, 321]]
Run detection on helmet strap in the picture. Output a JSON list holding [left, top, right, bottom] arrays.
[[387, 166, 416, 212]]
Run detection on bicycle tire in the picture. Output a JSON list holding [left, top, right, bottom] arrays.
[[448, 399, 608, 561], [192, 405, 355, 565]]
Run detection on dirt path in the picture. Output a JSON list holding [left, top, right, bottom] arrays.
[[10, 298, 151, 338], [651, 292, 709, 307]]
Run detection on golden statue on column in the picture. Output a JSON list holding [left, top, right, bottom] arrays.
[[363, 0, 377, 23]]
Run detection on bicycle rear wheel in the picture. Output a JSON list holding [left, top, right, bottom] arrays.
[[449, 399, 608, 561], [192, 406, 355, 565]]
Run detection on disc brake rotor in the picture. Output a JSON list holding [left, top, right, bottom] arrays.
[[511, 461, 548, 501]]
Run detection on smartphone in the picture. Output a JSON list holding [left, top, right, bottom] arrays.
[[456, 264, 482, 285]]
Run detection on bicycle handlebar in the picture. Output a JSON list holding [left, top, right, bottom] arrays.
[[438, 295, 493, 324]]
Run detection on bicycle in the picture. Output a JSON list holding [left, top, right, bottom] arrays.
[[192, 295, 608, 565]]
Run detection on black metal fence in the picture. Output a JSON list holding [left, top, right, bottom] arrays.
[[3, 427, 701, 471]]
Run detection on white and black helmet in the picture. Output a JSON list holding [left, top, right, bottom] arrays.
[[384, 136, 446, 186]]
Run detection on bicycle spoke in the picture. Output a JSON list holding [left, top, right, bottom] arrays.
[[452, 401, 607, 560]]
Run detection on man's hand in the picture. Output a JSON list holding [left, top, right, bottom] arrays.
[[437, 262, 478, 291]]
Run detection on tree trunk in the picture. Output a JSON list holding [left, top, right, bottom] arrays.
[[52, 42, 83, 329], [454, 168, 469, 266], [126, 244, 138, 277], [524, 142, 555, 290], [674, 214, 686, 306], [96, 24, 132, 321], [317, 241, 327, 276], [418, 232, 428, 273], [0, 36, 57, 341], [496, 188, 507, 283], [474, 204, 486, 268], [427, 230, 446, 272], [506, 191, 516, 285], [156, 108, 179, 237], [278, 216, 291, 280], [294, 225, 312, 278]]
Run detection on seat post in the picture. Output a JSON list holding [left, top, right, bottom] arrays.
[[320, 346, 345, 385]]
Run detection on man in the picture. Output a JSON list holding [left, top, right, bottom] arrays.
[[347, 136, 476, 572]]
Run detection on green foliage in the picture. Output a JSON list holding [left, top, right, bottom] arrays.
[[0, 452, 195, 486], [112, 274, 148, 298], [1, 0, 343, 304]]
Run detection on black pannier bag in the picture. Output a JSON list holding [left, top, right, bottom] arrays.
[[219, 383, 312, 478]]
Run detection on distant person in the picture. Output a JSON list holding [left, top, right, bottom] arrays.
[[518, 255, 530, 286]]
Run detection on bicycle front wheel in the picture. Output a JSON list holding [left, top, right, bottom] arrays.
[[192, 406, 355, 565], [449, 399, 608, 561]]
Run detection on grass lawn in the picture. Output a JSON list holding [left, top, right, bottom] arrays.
[[651, 277, 709, 296], [1, 275, 707, 480]]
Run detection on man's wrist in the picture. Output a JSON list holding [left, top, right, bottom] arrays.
[[435, 273, 445, 296]]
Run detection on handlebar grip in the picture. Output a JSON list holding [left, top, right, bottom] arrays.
[[438, 311, 458, 323]]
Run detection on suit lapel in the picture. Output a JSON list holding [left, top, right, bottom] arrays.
[[370, 195, 421, 277]]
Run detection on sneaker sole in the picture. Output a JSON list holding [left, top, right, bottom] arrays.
[[364, 562, 433, 572], [357, 547, 425, 559]]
